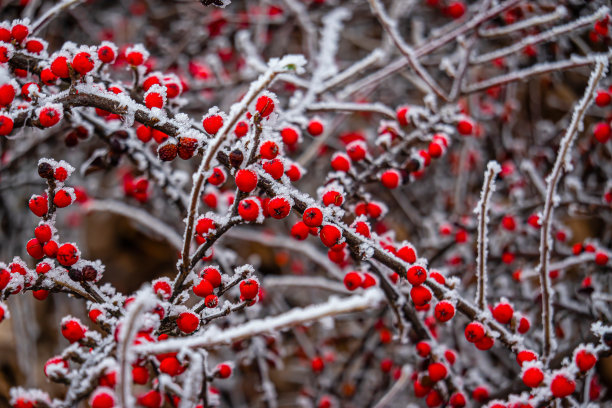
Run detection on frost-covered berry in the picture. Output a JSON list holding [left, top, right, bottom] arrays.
[[145, 91, 164, 109], [449, 392, 466, 408], [235, 169, 258, 192], [343, 272, 362, 291], [152, 279, 172, 300], [126, 49, 145, 66], [57, 243, 79, 266], [595, 251, 609, 265], [260, 140, 279, 160], [263, 159, 284, 179], [307, 119, 324, 136], [178, 137, 198, 160], [433, 300, 454, 322], [516, 350, 537, 366], [346, 140, 367, 161], [53, 189, 73, 208], [40, 68, 58, 85], [380, 169, 401, 189], [39, 106, 62, 127], [177, 312, 199, 334], [54, 166, 68, 182], [61, 318, 86, 343], [137, 390, 162, 408], [89, 387, 116, 408], [406, 265, 427, 285], [25, 38, 45, 54], [396, 106, 410, 126], [203, 114, 223, 135], [255, 95, 275, 117], [517, 316, 530, 333], [331, 152, 351, 172], [234, 121, 249, 138], [207, 167, 226, 186], [474, 335, 494, 350], [322, 190, 343, 207], [267, 196, 291, 219], [205, 294, 218, 308], [447, 1, 466, 19], [239, 279, 259, 300], [303, 207, 323, 227], [0, 115, 13, 136], [72, 52, 95, 75], [238, 198, 260, 222], [43, 240, 59, 257], [29, 195, 48, 217], [285, 164, 302, 181], [132, 365, 149, 385], [522, 366, 543, 388]]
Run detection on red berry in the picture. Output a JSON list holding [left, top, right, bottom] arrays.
[[406, 265, 427, 285], [0, 83, 16, 107], [126, 51, 144, 66], [474, 335, 494, 350], [343, 272, 362, 291], [29, 195, 48, 217], [517, 316, 530, 333], [346, 140, 367, 161], [331, 152, 351, 172], [255, 95, 275, 117], [397, 245, 416, 263], [39, 106, 62, 127], [291, 221, 309, 240], [195, 218, 215, 236], [72, 52, 95, 75], [51, 56, 70, 78], [136, 125, 152, 143], [464, 322, 485, 343], [322, 190, 343, 207], [208, 167, 226, 186], [90, 389, 115, 408], [449, 392, 466, 408], [202, 267, 222, 287], [263, 159, 284, 179], [396, 106, 409, 126], [361, 273, 376, 288], [410, 285, 431, 306], [98, 45, 116, 63], [40, 68, 58, 85], [61, 319, 86, 343], [575, 349, 597, 372], [595, 251, 609, 265], [550, 373, 575, 397], [416, 341, 431, 357], [177, 312, 199, 333], [239, 279, 259, 300], [267, 197, 291, 219], [238, 198, 261, 222], [26, 238, 44, 259], [285, 164, 302, 181], [517, 350, 538, 367], [137, 390, 162, 408], [492, 302, 514, 324], [447, 2, 466, 19], [456, 119, 473, 135], [145, 92, 164, 109], [54, 167, 68, 182], [43, 240, 59, 257], [0, 115, 13, 136], [311, 356, 325, 372], [53, 189, 73, 208], [36, 262, 52, 274], [319, 225, 342, 247], [280, 127, 299, 145], [472, 386, 489, 403], [205, 294, 218, 308], [11, 24, 29, 42], [234, 121, 248, 138], [594, 122, 611, 143], [434, 300, 455, 322], [303, 207, 323, 227], [57, 243, 79, 266], [132, 365, 149, 385], [159, 356, 185, 376], [193, 279, 214, 297], [235, 169, 258, 192], [260, 140, 279, 160], [307, 119, 324, 136], [25, 39, 44, 54], [203, 114, 224, 135], [380, 169, 401, 189], [427, 362, 447, 382], [217, 363, 232, 378]]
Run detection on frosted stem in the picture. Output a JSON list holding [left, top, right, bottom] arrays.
[[537, 58, 607, 363], [475, 161, 501, 310]]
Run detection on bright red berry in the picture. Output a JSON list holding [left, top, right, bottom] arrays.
[[260, 140, 279, 160], [492, 302, 514, 324], [255, 95, 275, 117], [177, 312, 199, 333], [53, 189, 73, 208], [434, 300, 455, 322], [203, 114, 223, 135], [406, 265, 427, 285], [235, 169, 258, 192], [319, 225, 342, 247], [61, 319, 86, 343], [550, 374, 575, 397], [238, 198, 261, 222], [39, 106, 62, 127], [239, 279, 259, 300], [427, 362, 447, 382], [307, 119, 324, 136], [57, 243, 79, 266], [575, 349, 597, 372], [464, 321, 485, 343], [343, 272, 362, 291], [29, 195, 48, 217], [72, 52, 95, 75]]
